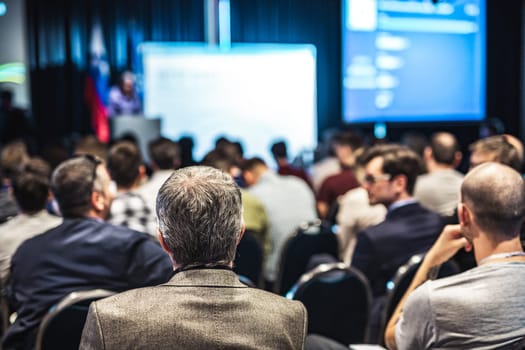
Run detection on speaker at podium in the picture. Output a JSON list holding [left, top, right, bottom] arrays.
[[109, 116, 161, 164]]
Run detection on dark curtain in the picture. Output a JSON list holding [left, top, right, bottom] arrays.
[[26, 0, 204, 146], [230, 0, 342, 139]]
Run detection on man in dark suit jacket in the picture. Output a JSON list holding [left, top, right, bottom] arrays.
[[80, 166, 307, 350], [351, 144, 444, 298], [3, 155, 173, 350]]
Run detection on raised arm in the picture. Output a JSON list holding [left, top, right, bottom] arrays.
[[384, 224, 471, 349]]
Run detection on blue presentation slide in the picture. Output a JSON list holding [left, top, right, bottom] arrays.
[[342, 0, 485, 123]]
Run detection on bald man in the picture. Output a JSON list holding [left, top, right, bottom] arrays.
[[414, 132, 464, 216], [385, 162, 525, 349]]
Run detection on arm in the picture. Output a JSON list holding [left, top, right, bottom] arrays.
[[384, 224, 471, 350]]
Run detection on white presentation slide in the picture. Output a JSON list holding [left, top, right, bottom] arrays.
[[141, 43, 317, 165], [0, 0, 31, 108]]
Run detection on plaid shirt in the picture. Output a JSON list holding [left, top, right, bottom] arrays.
[[109, 191, 157, 238]]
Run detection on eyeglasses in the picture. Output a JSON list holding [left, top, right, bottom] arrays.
[[363, 173, 392, 184]]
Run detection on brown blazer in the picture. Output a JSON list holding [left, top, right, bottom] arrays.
[[79, 268, 307, 350]]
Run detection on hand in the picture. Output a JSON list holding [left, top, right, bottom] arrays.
[[424, 224, 472, 267]]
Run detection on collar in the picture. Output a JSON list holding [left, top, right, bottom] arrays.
[[163, 268, 247, 288], [388, 198, 418, 212]]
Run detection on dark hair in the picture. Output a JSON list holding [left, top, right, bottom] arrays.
[[362, 144, 423, 195], [201, 150, 234, 173], [156, 166, 242, 268], [239, 157, 266, 172], [51, 156, 103, 217], [12, 158, 52, 212], [332, 131, 363, 151], [148, 137, 180, 170], [270, 141, 287, 159], [107, 141, 142, 188], [469, 136, 522, 172], [430, 132, 460, 165], [462, 162, 525, 237]]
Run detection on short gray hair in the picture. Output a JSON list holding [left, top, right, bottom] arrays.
[[156, 166, 243, 268]]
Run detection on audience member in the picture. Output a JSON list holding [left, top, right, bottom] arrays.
[[0, 158, 61, 284], [336, 150, 387, 264], [385, 163, 525, 349], [107, 141, 156, 237], [107, 71, 142, 118], [469, 135, 522, 172], [0, 141, 29, 222], [351, 144, 444, 341], [3, 156, 172, 350], [178, 136, 197, 168], [137, 137, 180, 213], [414, 132, 464, 217], [241, 157, 317, 288], [79, 166, 307, 349], [270, 140, 311, 187], [74, 134, 108, 161], [316, 131, 362, 219], [201, 150, 270, 259]]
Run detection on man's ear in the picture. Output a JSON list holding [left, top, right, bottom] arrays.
[[392, 174, 407, 194], [237, 222, 246, 246], [158, 229, 176, 266], [90, 191, 105, 212], [458, 202, 469, 226], [424, 146, 433, 161]]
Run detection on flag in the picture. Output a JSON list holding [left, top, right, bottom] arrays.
[[84, 21, 110, 143]]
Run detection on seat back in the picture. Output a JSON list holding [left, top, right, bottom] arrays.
[[233, 229, 263, 287], [288, 263, 372, 345], [275, 220, 339, 295], [378, 254, 460, 345], [35, 289, 115, 350], [0, 283, 10, 341]]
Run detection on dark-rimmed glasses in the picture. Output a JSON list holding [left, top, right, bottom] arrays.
[[363, 173, 392, 184]]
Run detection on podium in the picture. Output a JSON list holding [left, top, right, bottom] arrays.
[[109, 116, 161, 164]]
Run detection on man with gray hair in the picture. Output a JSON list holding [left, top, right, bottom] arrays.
[[385, 162, 525, 349], [80, 166, 307, 349]]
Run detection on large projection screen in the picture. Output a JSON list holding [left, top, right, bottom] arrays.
[[342, 0, 485, 123], [141, 43, 317, 164], [0, 0, 31, 108]]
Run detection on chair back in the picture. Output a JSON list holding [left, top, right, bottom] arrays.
[[233, 229, 263, 287], [378, 254, 460, 345], [0, 282, 10, 342], [275, 220, 339, 295], [288, 262, 372, 345], [35, 289, 115, 350]]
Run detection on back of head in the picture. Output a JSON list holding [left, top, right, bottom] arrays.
[[461, 162, 525, 238], [1, 140, 29, 180], [156, 166, 243, 268], [469, 135, 522, 172], [74, 135, 108, 161], [107, 141, 142, 188], [362, 144, 423, 195], [331, 131, 363, 151], [201, 150, 234, 174], [270, 141, 288, 159], [12, 158, 51, 213], [148, 137, 180, 170], [239, 157, 267, 173], [51, 156, 104, 218], [430, 132, 460, 166]]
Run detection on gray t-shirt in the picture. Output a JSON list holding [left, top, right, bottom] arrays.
[[396, 261, 525, 349]]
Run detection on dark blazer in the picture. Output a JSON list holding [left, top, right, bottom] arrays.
[[80, 269, 308, 350], [3, 218, 173, 350], [351, 202, 444, 297]]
